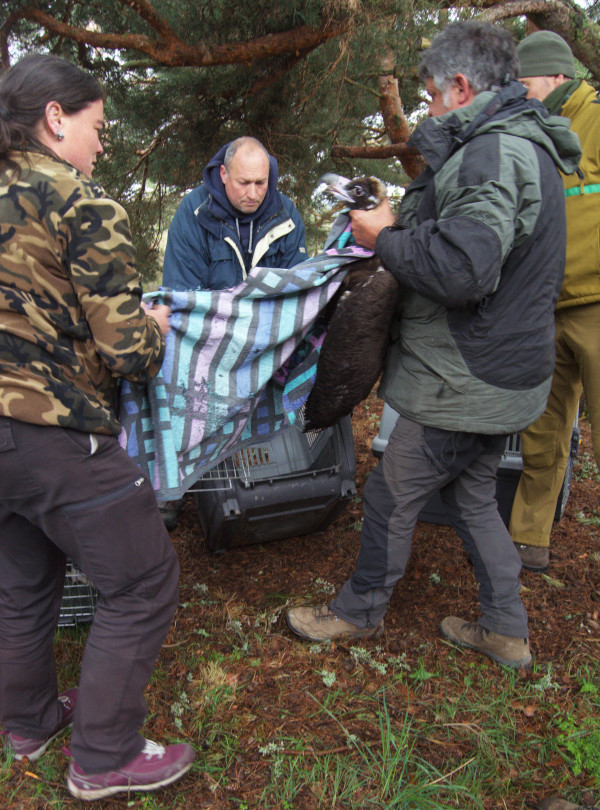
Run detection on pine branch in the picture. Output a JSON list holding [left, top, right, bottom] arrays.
[[1, 3, 352, 68], [343, 77, 384, 100], [476, 0, 564, 23], [331, 143, 420, 159]]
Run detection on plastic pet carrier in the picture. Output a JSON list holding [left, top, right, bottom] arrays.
[[371, 403, 580, 527], [191, 413, 357, 552], [58, 560, 98, 627]]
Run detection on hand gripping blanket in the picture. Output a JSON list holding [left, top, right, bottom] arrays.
[[118, 247, 373, 500]]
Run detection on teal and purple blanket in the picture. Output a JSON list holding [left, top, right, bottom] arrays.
[[118, 246, 372, 500]]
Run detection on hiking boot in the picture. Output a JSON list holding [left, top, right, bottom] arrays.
[[3, 688, 78, 761], [539, 799, 599, 810], [286, 605, 384, 642], [440, 616, 531, 669], [515, 543, 549, 572], [66, 738, 195, 800]]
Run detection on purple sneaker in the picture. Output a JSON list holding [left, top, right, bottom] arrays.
[[66, 739, 195, 800], [3, 688, 78, 762]]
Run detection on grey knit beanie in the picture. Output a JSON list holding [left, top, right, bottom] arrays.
[[517, 31, 576, 78]]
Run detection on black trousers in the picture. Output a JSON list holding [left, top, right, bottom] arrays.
[[0, 417, 179, 773]]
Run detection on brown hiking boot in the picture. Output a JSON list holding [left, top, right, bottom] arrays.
[[440, 616, 531, 669], [286, 605, 384, 642], [515, 543, 549, 572], [539, 799, 598, 810]]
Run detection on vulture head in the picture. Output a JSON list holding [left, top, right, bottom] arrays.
[[317, 173, 387, 211]]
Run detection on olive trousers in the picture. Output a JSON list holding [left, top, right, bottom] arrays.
[[510, 302, 600, 548]]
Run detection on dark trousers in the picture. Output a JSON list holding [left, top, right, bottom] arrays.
[[0, 417, 179, 773], [331, 414, 528, 638]]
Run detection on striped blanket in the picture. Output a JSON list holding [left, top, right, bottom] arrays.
[[118, 246, 373, 500]]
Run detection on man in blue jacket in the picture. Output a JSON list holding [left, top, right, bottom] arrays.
[[286, 21, 581, 668], [160, 136, 307, 528], [162, 137, 307, 291]]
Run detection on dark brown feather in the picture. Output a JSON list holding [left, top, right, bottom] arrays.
[[304, 174, 402, 429], [304, 258, 401, 429]]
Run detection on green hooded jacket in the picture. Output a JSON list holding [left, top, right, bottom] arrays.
[[375, 81, 581, 434]]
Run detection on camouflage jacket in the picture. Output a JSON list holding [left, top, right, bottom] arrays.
[[0, 150, 164, 435]]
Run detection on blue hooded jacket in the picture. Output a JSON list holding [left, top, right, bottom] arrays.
[[162, 143, 307, 291]]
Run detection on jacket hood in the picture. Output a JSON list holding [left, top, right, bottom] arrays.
[[201, 141, 282, 225], [409, 81, 581, 176]]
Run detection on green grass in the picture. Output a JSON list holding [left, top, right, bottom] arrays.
[[576, 509, 600, 527], [5, 625, 600, 809], [574, 450, 600, 483], [5, 553, 600, 809]]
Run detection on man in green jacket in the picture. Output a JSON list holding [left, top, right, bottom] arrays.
[[509, 31, 600, 572], [285, 22, 580, 669]]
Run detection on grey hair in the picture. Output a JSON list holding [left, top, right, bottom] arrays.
[[223, 136, 269, 171], [418, 21, 518, 101]]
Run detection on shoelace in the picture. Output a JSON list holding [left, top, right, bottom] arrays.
[[142, 739, 166, 760], [314, 607, 336, 624], [459, 621, 489, 643]]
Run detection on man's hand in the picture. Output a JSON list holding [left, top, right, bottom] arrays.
[[142, 302, 171, 337], [349, 199, 396, 250]]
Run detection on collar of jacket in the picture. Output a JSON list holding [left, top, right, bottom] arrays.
[[195, 191, 285, 242], [408, 81, 534, 172], [559, 79, 599, 120], [544, 78, 582, 115]]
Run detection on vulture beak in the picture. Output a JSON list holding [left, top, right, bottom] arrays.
[[316, 173, 356, 205]]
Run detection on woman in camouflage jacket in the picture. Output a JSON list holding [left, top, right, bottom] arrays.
[[0, 54, 194, 799]]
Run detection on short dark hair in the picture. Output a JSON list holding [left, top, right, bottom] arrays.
[[0, 53, 103, 162], [418, 22, 518, 99]]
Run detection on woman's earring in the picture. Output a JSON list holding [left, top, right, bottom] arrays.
[[55, 131, 65, 141]]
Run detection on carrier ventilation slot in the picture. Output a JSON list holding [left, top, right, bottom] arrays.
[[234, 446, 271, 468]]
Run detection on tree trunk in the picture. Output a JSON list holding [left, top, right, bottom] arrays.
[[377, 73, 425, 179]]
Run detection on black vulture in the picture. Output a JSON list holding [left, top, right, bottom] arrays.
[[304, 174, 402, 429]]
